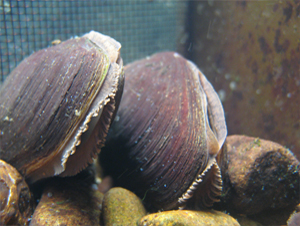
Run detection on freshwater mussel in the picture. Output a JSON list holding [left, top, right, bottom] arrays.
[[101, 51, 227, 211], [0, 31, 124, 183]]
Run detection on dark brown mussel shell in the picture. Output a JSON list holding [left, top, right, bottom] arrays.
[[0, 31, 124, 183], [100, 52, 227, 211]]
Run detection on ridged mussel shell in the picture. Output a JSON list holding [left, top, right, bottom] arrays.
[[100, 52, 227, 211], [0, 31, 124, 183]]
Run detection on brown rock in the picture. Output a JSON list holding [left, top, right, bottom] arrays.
[[138, 210, 240, 226], [30, 172, 103, 226], [102, 187, 147, 226], [0, 159, 34, 226], [220, 135, 300, 217]]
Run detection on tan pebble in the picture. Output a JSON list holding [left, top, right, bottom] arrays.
[[30, 173, 103, 226], [138, 210, 240, 226], [103, 187, 147, 226]]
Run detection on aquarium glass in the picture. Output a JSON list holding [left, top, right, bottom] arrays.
[[0, 0, 187, 82]]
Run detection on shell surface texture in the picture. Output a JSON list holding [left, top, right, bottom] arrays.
[[101, 52, 227, 211], [0, 31, 124, 183], [0, 159, 34, 226]]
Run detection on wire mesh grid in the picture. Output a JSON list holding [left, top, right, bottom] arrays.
[[0, 0, 187, 83]]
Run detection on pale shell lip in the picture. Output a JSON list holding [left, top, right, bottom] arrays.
[[84, 30, 122, 64], [187, 60, 227, 152], [57, 31, 123, 177], [178, 158, 223, 210]]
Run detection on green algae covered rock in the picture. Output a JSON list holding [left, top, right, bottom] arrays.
[[220, 135, 300, 216], [103, 187, 147, 226], [138, 210, 240, 226]]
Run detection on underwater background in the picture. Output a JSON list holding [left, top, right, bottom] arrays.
[[1, 0, 299, 160], [0, 1, 299, 225]]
